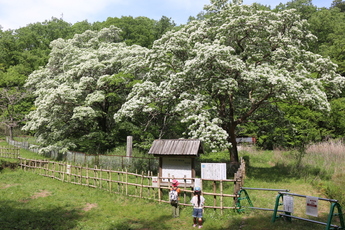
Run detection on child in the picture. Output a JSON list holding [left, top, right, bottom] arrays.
[[170, 179, 181, 217], [190, 187, 205, 228]]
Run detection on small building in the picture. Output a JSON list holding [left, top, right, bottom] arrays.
[[148, 139, 203, 185]]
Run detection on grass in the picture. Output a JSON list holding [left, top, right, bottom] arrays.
[[0, 168, 336, 229], [0, 139, 344, 229]]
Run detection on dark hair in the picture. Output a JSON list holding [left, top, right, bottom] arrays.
[[194, 190, 201, 206]]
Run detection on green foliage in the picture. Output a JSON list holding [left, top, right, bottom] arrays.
[[329, 98, 345, 136], [322, 174, 345, 206], [274, 0, 318, 20], [101, 16, 176, 48], [0, 0, 345, 156]]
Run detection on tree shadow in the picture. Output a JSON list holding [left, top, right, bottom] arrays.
[[222, 212, 328, 230], [107, 214, 174, 230], [244, 156, 330, 182], [246, 164, 297, 182], [0, 200, 82, 230]]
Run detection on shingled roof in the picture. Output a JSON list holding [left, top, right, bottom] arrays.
[[148, 139, 203, 156]]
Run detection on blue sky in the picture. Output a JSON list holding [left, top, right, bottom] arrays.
[[0, 0, 334, 30]]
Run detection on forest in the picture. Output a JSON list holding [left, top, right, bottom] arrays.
[[1, 0, 345, 166]]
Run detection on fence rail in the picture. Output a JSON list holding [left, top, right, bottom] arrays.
[[0, 146, 20, 159], [6, 137, 158, 172], [272, 192, 345, 230], [18, 157, 245, 212]]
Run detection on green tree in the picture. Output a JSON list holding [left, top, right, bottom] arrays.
[[22, 26, 148, 153], [331, 0, 345, 12], [328, 98, 345, 136], [101, 16, 156, 48], [308, 7, 345, 75], [71, 20, 95, 35], [247, 103, 330, 150], [0, 87, 30, 139], [274, 0, 317, 20], [153, 16, 176, 40], [115, 1, 344, 167]]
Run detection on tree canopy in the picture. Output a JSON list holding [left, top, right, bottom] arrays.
[[114, 1, 344, 165], [22, 26, 148, 153], [0, 0, 344, 164]]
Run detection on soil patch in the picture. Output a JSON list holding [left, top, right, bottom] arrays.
[[0, 184, 18, 189], [19, 190, 52, 203], [31, 190, 52, 199], [83, 203, 98, 211]]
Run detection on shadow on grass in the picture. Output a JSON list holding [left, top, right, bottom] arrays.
[[107, 214, 173, 230], [244, 156, 330, 182], [223, 213, 328, 230], [246, 164, 296, 182], [0, 200, 82, 230]]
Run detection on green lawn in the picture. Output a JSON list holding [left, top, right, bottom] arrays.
[[0, 140, 344, 229]]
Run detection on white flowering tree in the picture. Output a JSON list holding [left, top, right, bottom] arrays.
[[23, 26, 148, 153], [115, 0, 344, 167]]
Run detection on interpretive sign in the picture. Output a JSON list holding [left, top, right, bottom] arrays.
[[162, 158, 192, 183], [201, 163, 227, 180]]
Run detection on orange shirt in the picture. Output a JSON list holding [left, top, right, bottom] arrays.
[[171, 187, 181, 199]]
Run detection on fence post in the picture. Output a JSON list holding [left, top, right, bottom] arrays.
[[220, 180, 223, 215], [140, 171, 144, 198], [158, 173, 161, 203], [213, 181, 217, 211], [183, 175, 187, 204], [79, 164, 83, 185], [126, 136, 133, 157], [94, 165, 97, 187], [107, 168, 111, 192], [125, 168, 128, 196], [99, 167, 102, 189]]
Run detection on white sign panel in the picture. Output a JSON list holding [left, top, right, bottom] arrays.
[[152, 177, 158, 188], [283, 195, 294, 213], [201, 163, 227, 180], [162, 158, 192, 183], [306, 196, 318, 217], [66, 165, 71, 174]]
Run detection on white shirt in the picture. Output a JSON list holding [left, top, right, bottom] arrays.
[[190, 195, 205, 209]]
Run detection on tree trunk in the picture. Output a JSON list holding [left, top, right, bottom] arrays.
[[9, 126, 14, 140], [228, 122, 240, 174]]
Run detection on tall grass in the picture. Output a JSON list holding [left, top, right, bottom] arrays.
[[240, 140, 345, 207], [304, 140, 345, 206], [305, 139, 345, 175]]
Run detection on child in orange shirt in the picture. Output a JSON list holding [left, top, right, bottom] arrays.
[[170, 179, 181, 217]]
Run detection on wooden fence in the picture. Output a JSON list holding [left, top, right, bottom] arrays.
[[18, 157, 245, 213], [6, 137, 159, 172], [0, 146, 20, 159]]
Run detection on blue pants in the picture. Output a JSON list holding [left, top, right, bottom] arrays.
[[192, 208, 203, 218]]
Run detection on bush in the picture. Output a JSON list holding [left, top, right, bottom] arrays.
[[0, 159, 19, 171]]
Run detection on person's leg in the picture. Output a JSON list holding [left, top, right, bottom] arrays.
[[198, 217, 203, 226], [192, 209, 197, 227], [197, 209, 203, 228], [176, 203, 179, 217], [172, 204, 177, 217]]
